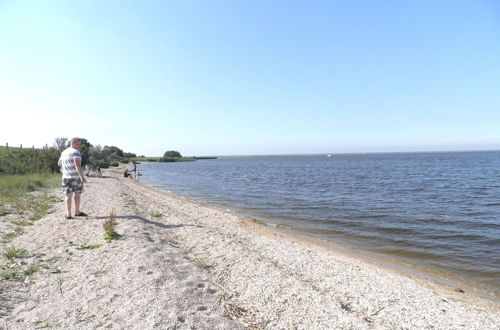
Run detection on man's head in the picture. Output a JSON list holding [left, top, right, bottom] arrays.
[[70, 137, 82, 149]]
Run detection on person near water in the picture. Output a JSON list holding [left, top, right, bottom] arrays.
[[58, 137, 88, 219]]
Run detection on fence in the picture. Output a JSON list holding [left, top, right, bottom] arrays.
[[3, 142, 53, 150]]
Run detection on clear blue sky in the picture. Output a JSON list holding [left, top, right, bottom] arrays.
[[1, 1, 499, 156]]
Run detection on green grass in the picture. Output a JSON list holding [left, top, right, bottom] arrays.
[[0, 173, 60, 193], [3, 246, 28, 260], [103, 211, 121, 241], [0, 264, 25, 281], [0, 173, 60, 214], [29, 193, 60, 220], [0, 247, 50, 282], [0, 173, 60, 243], [77, 244, 102, 250], [149, 211, 163, 218]]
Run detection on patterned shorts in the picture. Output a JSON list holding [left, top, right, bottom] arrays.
[[62, 178, 84, 194]]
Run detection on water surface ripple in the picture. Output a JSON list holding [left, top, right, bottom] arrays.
[[139, 151, 500, 299]]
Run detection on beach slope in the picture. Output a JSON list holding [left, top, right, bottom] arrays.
[[2, 169, 498, 329]]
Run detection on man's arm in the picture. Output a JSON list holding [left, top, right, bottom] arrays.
[[74, 158, 88, 183]]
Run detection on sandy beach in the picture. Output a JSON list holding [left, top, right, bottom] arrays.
[[1, 167, 499, 329]]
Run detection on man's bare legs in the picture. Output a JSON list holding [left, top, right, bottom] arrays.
[[65, 192, 74, 218], [65, 192, 82, 217], [74, 193, 81, 215]]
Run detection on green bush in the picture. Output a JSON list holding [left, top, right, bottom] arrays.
[[163, 150, 182, 158], [95, 160, 109, 169], [110, 161, 119, 167], [0, 148, 60, 175]]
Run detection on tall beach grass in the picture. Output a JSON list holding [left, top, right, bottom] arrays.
[[0, 173, 60, 193], [0, 147, 60, 175], [0, 147, 62, 243], [0, 173, 60, 218]]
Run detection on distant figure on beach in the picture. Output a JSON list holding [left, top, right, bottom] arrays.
[[128, 161, 140, 179], [58, 137, 88, 219], [124, 169, 130, 178]]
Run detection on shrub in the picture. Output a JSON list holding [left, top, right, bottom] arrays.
[[163, 150, 182, 158], [0, 148, 60, 175]]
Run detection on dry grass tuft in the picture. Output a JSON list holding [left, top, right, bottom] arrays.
[[219, 297, 262, 330]]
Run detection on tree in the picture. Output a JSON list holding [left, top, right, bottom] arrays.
[[163, 150, 182, 158], [102, 146, 124, 161], [53, 137, 68, 151], [124, 152, 137, 158], [78, 139, 93, 167]]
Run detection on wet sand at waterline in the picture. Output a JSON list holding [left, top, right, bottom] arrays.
[[1, 167, 498, 329]]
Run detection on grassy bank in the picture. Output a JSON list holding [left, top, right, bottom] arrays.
[[0, 173, 60, 194], [0, 173, 61, 242]]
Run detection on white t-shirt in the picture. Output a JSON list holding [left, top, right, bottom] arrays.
[[58, 147, 82, 179]]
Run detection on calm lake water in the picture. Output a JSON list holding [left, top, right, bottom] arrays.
[[138, 151, 500, 300]]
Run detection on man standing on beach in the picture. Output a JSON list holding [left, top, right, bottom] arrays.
[[58, 137, 88, 219]]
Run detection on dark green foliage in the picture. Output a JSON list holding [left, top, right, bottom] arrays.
[[77, 138, 93, 167], [1, 137, 138, 174], [94, 160, 109, 169], [163, 150, 182, 158], [124, 152, 136, 158], [84, 143, 135, 169], [103, 146, 124, 161], [160, 157, 177, 162], [0, 148, 60, 175], [160, 150, 186, 162]]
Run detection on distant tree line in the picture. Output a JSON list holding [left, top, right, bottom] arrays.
[[53, 138, 137, 169], [0, 137, 205, 176], [0, 137, 138, 175]]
